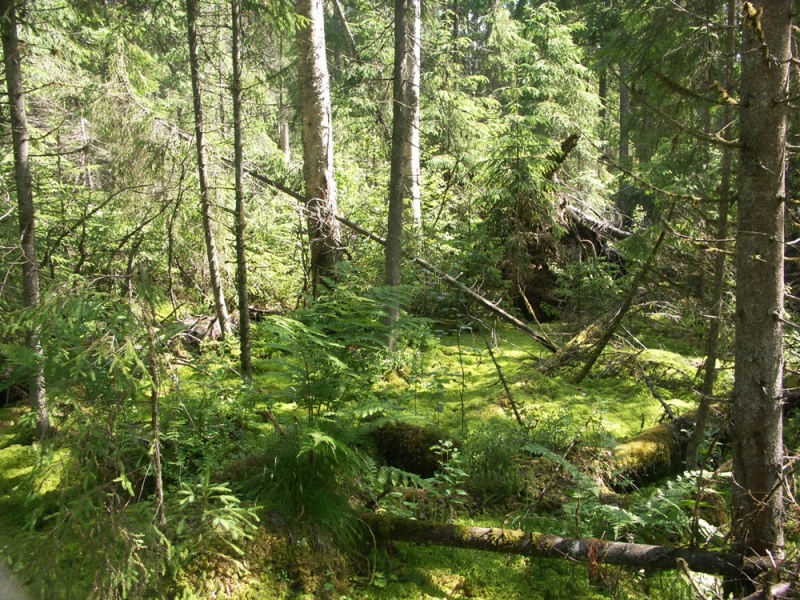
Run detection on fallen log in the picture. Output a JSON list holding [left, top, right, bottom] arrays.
[[360, 513, 769, 579], [564, 204, 631, 242], [741, 582, 796, 600], [612, 414, 694, 489], [242, 165, 557, 352], [538, 310, 612, 374]]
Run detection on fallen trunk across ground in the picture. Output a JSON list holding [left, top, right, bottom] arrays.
[[360, 513, 771, 580]]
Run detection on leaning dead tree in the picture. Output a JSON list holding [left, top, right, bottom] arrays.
[[360, 513, 774, 580], [539, 221, 668, 381]]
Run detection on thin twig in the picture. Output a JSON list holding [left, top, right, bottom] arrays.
[[636, 358, 676, 421], [677, 558, 713, 600], [475, 320, 525, 428], [255, 407, 288, 437]]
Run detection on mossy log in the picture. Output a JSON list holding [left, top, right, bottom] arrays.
[[538, 311, 613, 375], [360, 513, 770, 579], [612, 415, 693, 489]]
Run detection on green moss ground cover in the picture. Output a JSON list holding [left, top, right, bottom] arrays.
[[0, 319, 720, 599]]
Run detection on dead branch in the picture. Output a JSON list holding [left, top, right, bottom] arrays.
[[360, 513, 773, 579]]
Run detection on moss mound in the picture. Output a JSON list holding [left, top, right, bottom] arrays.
[[613, 415, 693, 488]]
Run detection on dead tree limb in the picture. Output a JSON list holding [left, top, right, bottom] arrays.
[[572, 226, 668, 384], [741, 582, 796, 600], [256, 408, 289, 437], [564, 204, 631, 241], [476, 322, 525, 427], [336, 215, 557, 352], [240, 164, 557, 352], [360, 513, 771, 579], [332, 0, 359, 59], [636, 357, 676, 421], [544, 133, 580, 181], [538, 310, 613, 375]]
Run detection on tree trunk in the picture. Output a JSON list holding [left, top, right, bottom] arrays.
[[143, 297, 166, 527], [278, 112, 291, 166], [360, 513, 768, 579], [598, 68, 607, 125], [1, 0, 49, 438], [384, 0, 417, 343], [295, 0, 342, 297], [231, 0, 251, 380], [186, 0, 232, 336], [277, 39, 291, 166], [686, 0, 735, 470], [732, 0, 790, 557], [618, 61, 630, 168], [404, 0, 421, 231]]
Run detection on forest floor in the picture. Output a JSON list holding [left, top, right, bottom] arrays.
[[0, 317, 730, 599]]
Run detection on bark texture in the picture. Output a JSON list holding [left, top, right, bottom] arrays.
[[231, 0, 251, 380], [404, 0, 421, 230], [295, 0, 341, 296], [1, 0, 49, 438], [186, 0, 231, 336], [361, 513, 768, 579], [732, 0, 789, 557], [384, 0, 416, 338]]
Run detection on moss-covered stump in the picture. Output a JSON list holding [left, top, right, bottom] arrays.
[[371, 422, 450, 478], [612, 415, 693, 489]]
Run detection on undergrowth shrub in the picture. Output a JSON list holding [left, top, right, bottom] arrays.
[[552, 256, 625, 320], [529, 406, 609, 451], [516, 464, 726, 548], [257, 286, 400, 418], [361, 438, 468, 522], [166, 469, 260, 597], [238, 426, 364, 555], [464, 418, 528, 505], [160, 372, 252, 483], [1, 287, 170, 599], [254, 282, 437, 422]]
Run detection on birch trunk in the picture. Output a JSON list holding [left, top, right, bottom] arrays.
[[295, 0, 341, 296], [404, 0, 421, 230]]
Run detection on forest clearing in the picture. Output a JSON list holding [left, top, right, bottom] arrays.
[[1, 0, 799, 597]]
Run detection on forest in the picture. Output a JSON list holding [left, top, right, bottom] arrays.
[[0, 0, 798, 597]]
